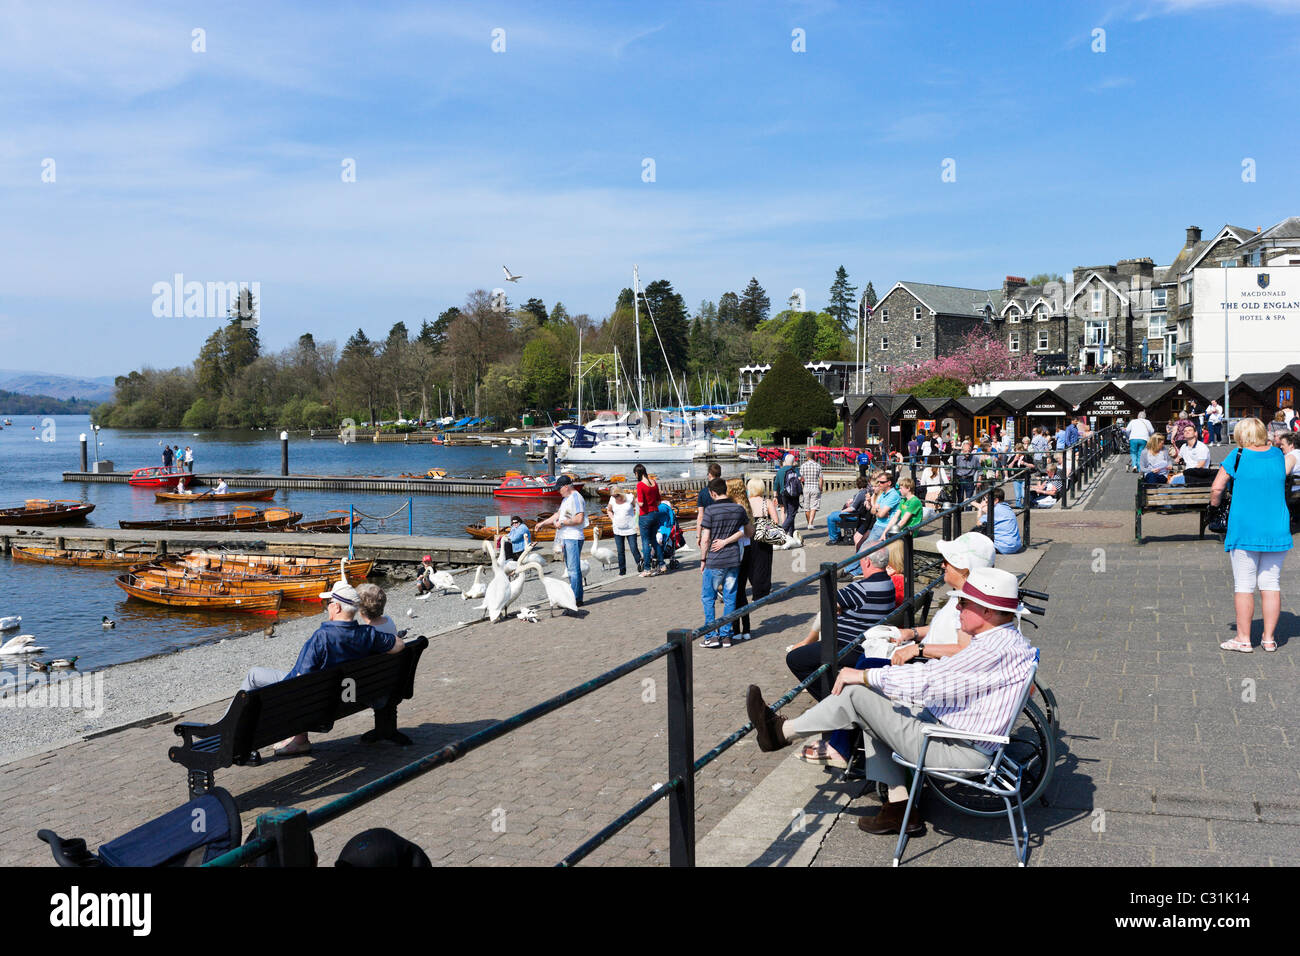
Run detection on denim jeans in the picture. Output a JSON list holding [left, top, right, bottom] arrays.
[[1129, 438, 1147, 470], [614, 532, 642, 574], [826, 511, 849, 541], [1013, 480, 1025, 508], [241, 667, 288, 692], [562, 538, 584, 604], [638, 513, 662, 571], [701, 566, 739, 639]]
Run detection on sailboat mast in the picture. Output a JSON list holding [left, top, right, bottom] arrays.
[[633, 265, 644, 426]]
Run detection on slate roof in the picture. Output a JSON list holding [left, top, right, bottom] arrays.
[[1166, 240, 1211, 280], [1051, 381, 1117, 408], [1237, 216, 1300, 250], [1122, 381, 1180, 408], [983, 388, 1065, 411], [897, 282, 1003, 318]]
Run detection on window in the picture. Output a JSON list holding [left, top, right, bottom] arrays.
[[1009, 309, 1021, 323], [880, 336, 889, 351], [1148, 315, 1166, 340], [1009, 333, 1020, 352], [1091, 290, 1102, 313], [913, 306, 922, 321], [1036, 307, 1049, 322], [1152, 289, 1167, 308], [1085, 320, 1107, 346], [1037, 331, 1049, 351], [913, 334, 921, 349], [881, 308, 889, 323]]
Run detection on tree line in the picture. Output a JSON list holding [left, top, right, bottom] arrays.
[[93, 269, 879, 430]]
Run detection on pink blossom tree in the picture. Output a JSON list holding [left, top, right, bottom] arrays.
[[894, 328, 1036, 390]]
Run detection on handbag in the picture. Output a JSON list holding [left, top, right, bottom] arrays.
[[1206, 448, 1241, 534]]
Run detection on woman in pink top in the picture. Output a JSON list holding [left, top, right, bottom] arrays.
[[634, 464, 664, 576]]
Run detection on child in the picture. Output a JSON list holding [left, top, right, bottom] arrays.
[[882, 477, 925, 537]]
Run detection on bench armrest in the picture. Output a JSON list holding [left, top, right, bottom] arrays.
[[173, 721, 214, 747]]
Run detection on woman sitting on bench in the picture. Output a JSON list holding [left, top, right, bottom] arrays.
[[1140, 434, 1175, 485]]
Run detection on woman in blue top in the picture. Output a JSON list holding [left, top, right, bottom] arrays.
[[1211, 418, 1292, 652], [501, 515, 532, 561]]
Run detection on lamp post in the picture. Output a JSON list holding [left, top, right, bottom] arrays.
[[92, 424, 101, 466]]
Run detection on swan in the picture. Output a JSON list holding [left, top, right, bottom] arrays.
[[528, 563, 578, 615], [430, 570, 460, 594], [478, 540, 510, 619], [0, 615, 21, 630], [778, 531, 803, 551], [589, 527, 615, 570], [516, 607, 539, 623], [0, 634, 46, 655], [460, 565, 486, 601]]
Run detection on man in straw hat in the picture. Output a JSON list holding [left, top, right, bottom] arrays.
[[745, 565, 1035, 836], [238, 580, 405, 756]]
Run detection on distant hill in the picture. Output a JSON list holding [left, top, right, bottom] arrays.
[[0, 368, 117, 403], [0, 389, 98, 414]]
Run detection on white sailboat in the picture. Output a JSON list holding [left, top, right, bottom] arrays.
[[555, 265, 694, 464]]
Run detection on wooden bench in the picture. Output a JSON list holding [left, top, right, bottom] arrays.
[[169, 636, 429, 798], [1136, 479, 1300, 545]]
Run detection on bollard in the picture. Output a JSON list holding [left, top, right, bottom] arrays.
[[408, 497, 413, 536], [666, 628, 695, 867], [280, 431, 289, 476], [79, 434, 88, 472], [254, 808, 314, 867], [546, 438, 557, 476], [818, 562, 839, 700]]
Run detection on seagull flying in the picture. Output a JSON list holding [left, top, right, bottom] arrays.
[[502, 265, 523, 283]]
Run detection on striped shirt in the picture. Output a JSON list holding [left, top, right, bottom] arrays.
[[834, 572, 896, 645], [866, 623, 1036, 754]]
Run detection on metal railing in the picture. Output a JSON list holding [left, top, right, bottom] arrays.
[[205, 432, 1119, 868]]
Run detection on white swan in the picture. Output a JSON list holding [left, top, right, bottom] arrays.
[[528, 563, 578, 615], [460, 565, 486, 601], [589, 527, 616, 570], [431, 570, 460, 593], [0, 634, 46, 655], [478, 540, 511, 620], [778, 530, 803, 551], [516, 607, 539, 623], [0, 615, 21, 630]]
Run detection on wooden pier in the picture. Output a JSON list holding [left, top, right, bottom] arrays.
[[62, 472, 506, 495]]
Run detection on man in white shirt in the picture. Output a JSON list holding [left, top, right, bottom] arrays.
[[1125, 412, 1155, 473], [1206, 401, 1224, 445], [1175, 432, 1211, 485], [534, 475, 587, 608], [746, 566, 1035, 837]]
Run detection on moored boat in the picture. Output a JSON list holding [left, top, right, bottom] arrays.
[[118, 508, 301, 532], [114, 572, 284, 612], [129, 564, 334, 603], [127, 466, 187, 488], [154, 488, 276, 503], [294, 512, 364, 533], [492, 474, 586, 499], [177, 552, 373, 579], [11, 545, 154, 568], [0, 500, 96, 526]]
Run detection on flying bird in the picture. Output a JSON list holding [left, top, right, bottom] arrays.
[[502, 265, 523, 283]]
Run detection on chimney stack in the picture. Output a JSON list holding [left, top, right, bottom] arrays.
[[1003, 275, 1028, 296], [1186, 226, 1202, 244]]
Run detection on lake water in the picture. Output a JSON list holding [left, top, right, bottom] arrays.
[[0, 415, 723, 672]]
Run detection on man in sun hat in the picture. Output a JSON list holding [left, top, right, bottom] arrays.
[[237, 579, 404, 755], [744, 565, 1034, 836]]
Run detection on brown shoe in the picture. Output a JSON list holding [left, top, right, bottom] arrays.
[[858, 798, 925, 836], [746, 685, 788, 752]]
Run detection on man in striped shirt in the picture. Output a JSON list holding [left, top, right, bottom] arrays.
[[747, 567, 1035, 836]]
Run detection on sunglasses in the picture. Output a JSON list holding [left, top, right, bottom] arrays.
[[956, 598, 984, 612]]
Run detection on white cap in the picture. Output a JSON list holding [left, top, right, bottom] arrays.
[[936, 532, 995, 571]]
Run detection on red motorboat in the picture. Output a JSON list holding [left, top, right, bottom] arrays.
[[128, 466, 187, 488], [492, 474, 585, 499]]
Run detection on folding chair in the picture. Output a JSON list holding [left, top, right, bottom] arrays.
[[889, 654, 1040, 867]]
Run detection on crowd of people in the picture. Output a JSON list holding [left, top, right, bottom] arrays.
[[160, 443, 195, 472]]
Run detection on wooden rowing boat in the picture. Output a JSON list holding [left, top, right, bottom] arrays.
[[118, 508, 301, 532], [154, 489, 276, 503], [177, 553, 374, 579], [0, 500, 96, 526], [130, 564, 333, 603], [294, 512, 364, 533], [463, 517, 614, 542], [10, 545, 155, 568], [114, 572, 283, 612]]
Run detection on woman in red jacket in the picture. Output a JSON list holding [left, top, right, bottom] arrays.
[[634, 464, 664, 577]]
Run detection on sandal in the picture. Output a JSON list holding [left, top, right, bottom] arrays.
[[1262, 638, 1278, 652], [1220, 638, 1253, 653], [799, 741, 849, 769]]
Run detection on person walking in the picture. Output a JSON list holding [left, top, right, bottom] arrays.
[[605, 490, 642, 576], [534, 475, 587, 607], [799, 453, 824, 531], [1211, 418, 1292, 652], [633, 463, 664, 577], [953, 440, 978, 504], [1207, 400, 1224, 445], [1125, 412, 1155, 473], [774, 452, 799, 536]]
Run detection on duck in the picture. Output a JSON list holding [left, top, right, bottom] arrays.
[[51, 657, 79, 669], [527, 563, 579, 616], [101, 616, 116, 629], [29, 659, 50, 672], [589, 527, 616, 571], [0, 615, 21, 631], [0, 634, 45, 655], [460, 565, 487, 601]]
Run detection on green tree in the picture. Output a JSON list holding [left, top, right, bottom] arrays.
[[717, 291, 742, 325], [862, 281, 878, 311], [743, 349, 836, 443], [1027, 273, 1063, 286], [640, 279, 690, 378], [791, 312, 819, 360], [339, 328, 380, 424], [523, 298, 548, 325], [909, 375, 968, 398], [521, 328, 569, 410], [827, 265, 857, 332], [549, 301, 571, 326], [738, 278, 770, 330]]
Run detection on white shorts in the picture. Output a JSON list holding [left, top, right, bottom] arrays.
[[1229, 549, 1286, 593]]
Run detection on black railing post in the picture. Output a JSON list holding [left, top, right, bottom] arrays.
[[666, 627, 695, 867], [953, 497, 962, 536], [1022, 486, 1032, 545], [902, 533, 915, 629], [253, 808, 313, 866], [818, 563, 838, 700]]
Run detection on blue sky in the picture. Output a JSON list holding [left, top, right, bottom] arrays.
[[2, 0, 1299, 377]]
